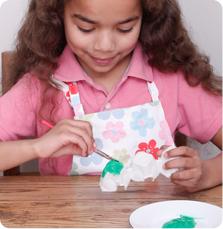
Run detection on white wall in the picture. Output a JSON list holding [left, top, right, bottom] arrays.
[[178, 0, 222, 76], [0, 0, 222, 173], [0, 0, 29, 78]]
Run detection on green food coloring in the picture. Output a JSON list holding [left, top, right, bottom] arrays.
[[102, 159, 124, 178], [162, 215, 196, 228]]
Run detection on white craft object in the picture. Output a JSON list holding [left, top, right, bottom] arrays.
[[100, 146, 177, 192]]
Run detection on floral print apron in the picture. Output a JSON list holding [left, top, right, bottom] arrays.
[[52, 77, 175, 175]]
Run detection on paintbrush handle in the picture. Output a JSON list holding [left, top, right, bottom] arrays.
[[95, 149, 115, 161]]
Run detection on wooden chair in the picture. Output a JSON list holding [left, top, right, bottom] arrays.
[[1, 51, 13, 94], [1, 51, 20, 175]]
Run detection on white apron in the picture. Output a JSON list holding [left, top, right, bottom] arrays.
[[52, 77, 175, 175]]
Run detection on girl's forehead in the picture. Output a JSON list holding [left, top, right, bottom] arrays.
[[65, 0, 142, 18]]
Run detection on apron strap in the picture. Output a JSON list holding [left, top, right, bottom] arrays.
[[147, 82, 159, 102], [51, 75, 85, 116]]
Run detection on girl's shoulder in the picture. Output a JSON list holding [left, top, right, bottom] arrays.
[[3, 73, 44, 107], [16, 72, 41, 87], [16, 72, 47, 93]]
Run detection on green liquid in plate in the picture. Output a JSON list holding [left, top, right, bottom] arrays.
[[102, 159, 124, 178], [162, 215, 196, 228]]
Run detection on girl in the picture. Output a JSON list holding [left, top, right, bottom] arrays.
[[0, 0, 222, 192]]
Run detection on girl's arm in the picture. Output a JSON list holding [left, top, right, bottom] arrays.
[[0, 119, 95, 172], [0, 139, 38, 172]]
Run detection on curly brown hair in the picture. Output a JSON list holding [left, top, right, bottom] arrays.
[[9, 0, 222, 95]]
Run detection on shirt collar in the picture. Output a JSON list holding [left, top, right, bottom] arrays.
[[54, 46, 86, 82], [126, 43, 153, 82], [54, 43, 153, 83]]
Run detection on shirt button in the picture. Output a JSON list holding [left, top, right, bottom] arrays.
[[105, 103, 111, 110]]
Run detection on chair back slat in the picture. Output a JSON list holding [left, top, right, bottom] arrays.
[[1, 51, 20, 175]]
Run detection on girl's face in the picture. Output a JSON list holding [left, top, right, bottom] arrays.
[[64, 0, 142, 78]]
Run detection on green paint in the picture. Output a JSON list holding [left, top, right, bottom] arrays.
[[162, 215, 196, 228], [102, 160, 124, 178]]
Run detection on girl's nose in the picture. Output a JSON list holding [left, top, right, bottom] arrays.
[[94, 30, 115, 52]]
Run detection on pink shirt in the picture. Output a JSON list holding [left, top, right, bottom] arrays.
[[0, 44, 221, 175]]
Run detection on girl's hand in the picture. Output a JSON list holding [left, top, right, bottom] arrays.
[[163, 146, 204, 192], [34, 119, 95, 158]]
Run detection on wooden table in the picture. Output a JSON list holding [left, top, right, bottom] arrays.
[[0, 175, 222, 228]]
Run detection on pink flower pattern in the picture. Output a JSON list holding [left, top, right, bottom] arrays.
[[103, 121, 126, 143]]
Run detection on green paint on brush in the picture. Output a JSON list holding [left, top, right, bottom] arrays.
[[102, 159, 124, 178], [162, 215, 196, 228]]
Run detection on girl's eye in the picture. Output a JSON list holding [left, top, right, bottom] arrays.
[[77, 26, 94, 33], [118, 28, 133, 33]]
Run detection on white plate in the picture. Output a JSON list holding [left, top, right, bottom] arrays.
[[129, 200, 222, 228]]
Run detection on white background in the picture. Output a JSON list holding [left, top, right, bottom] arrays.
[[0, 0, 222, 173]]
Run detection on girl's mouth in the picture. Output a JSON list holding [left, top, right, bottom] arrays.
[[91, 55, 116, 66]]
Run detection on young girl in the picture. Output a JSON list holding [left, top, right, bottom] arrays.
[[0, 0, 222, 192]]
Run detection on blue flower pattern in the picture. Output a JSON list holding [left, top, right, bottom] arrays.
[[97, 109, 125, 120], [130, 108, 155, 137]]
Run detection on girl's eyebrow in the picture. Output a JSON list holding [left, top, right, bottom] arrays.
[[73, 14, 97, 24], [118, 16, 140, 25], [72, 14, 140, 25]]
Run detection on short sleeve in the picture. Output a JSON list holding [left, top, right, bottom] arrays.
[[177, 75, 222, 143], [0, 74, 39, 141]]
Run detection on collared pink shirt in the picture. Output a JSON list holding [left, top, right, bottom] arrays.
[[0, 44, 222, 175]]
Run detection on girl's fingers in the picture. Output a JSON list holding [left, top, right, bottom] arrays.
[[171, 177, 199, 188], [163, 146, 203, 191], [55, 121, 94, 153], [38, 119, 95, 158], [164, 157, 199, 169], [53, 144, 83, 157], [61, 119, 93, 137], [68, 126, 94, 152], [165, 146, 198, 158], [65, 131, 90, 155], [171, 168, 201, 180], [55, 128, 92, 156]]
